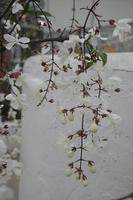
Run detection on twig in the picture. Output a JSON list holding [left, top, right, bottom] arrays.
[[33, 0, 56, 106], [82, 0, 100, 36], [112, 192, 133, 200], [0, 0, 16, 18], [29, 36, 69, 43], [69, 0, 76, 34]]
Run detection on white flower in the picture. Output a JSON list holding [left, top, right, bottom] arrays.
[[82, 179, 88, 187], [90, 121, 98, 133], [88, 162, 96, 174], [0, 139, 7, 157], [4, 34, 30, 50], [65, 167, 72, 176], [113, 18, 133, 41], [59, 113, 68, 125], [108, 113, 121, 127], [12, 1, 24, 14], [5, 86, 26, 110], [67, 111, 74, 121]]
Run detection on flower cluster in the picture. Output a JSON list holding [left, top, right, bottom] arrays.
[[0, 120, 21, 185], [53, 33, 121, 186], [0, 0, 127, 188]]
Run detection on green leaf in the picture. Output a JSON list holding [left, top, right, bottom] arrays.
[[98, 51, 107, 66]]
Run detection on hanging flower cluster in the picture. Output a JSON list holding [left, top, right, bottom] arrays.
[[54, 33, 121, 186], [1, 0, 131, 187]]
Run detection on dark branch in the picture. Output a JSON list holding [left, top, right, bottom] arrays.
[[29, 36, 69, 43], [112, 192, 133, 200]]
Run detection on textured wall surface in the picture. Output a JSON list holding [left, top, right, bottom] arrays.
[[19, 53, 133, 200]]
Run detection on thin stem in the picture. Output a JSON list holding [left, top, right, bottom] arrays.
[[0, 0, 16, 18], [112, 192, 133, 200], [82, 0, 100, 37], [79, 113, 84, 170], [37, 41, 54, 106], [69, 0, 76, 34], [33, 0, 56, 106]]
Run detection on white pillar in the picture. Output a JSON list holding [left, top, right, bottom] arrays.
[[19, 53, 133, 200]]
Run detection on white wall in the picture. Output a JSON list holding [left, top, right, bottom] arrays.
[[19, 53, 133, 200]]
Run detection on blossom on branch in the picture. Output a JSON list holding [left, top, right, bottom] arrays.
[[12, 1, 24, 14], [4, 34, 30, 50], [5, 86, 26, 110]]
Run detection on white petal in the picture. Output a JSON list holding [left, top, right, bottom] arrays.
[[12, 86, 20, 96], [4, 34, 15, 42], [20, 94, 26, 102], [5, 42, 15, 50], [12, 2, 24, 14], [19, 37, 30, 43], [19, 43, 29, 48], [11, 100, 20, 110], [5, 94, 16, 101], [15, 24, 21, 31]]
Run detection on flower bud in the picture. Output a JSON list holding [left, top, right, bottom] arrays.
[[88, 161, 96, 174], [60, 114, 67, 125], [89, 165, 96, 174], [90, 121, 98, 133], [75, 172, 81, 180], [82, 179, 88, 187], [65, 167, 72, 177], [67, 111, 74, 121]]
